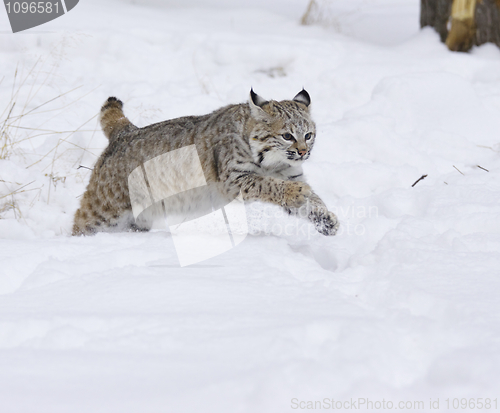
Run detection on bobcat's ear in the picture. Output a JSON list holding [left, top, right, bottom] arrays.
[[249, 89, 270, 119], [293, 89, 311, 108], [250, 89, 268, 107]]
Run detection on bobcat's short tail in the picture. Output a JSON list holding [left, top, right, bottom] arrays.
[[100, 97, 136, 140]]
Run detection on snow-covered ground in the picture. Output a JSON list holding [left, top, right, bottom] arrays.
[[1, 0, 500, 411]]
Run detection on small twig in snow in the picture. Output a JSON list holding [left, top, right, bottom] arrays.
[[477, 144, 495, 151], [411, 174, 428, 187], [477, 165, 489, 172], [77, 165, 93, 171], [453, 165, 464, 175]]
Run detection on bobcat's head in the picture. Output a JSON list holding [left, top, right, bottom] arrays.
[[248, 89, 316, 168]]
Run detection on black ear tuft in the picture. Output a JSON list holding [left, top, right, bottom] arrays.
[[250, 88, 268, 108], [293, 89, 311, 107]]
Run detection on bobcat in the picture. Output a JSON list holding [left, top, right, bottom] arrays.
[[72, 90, 339, 236]]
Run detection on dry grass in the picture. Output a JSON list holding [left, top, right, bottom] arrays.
[[301, 0, 358, 32], [0, 60, 100, 221], [301, 0, 341, 30]]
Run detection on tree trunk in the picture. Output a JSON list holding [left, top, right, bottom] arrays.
[[446, 0, 477, 51], [475, 0, 500, 47], [421, 0, 500, 51], [421, 0, 453, 42]]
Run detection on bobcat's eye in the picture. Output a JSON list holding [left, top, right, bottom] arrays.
[[282, 133, 295, 141], [305, 132, 313, 140]]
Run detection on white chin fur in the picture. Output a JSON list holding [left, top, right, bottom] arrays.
[[261, 150, 285, 168]]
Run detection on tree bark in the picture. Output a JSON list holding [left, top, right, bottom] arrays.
[[420, 0, 453, 42], [446, 0, 477, 51], [475, 0, 500, 47], [421, 0, 500, 51]]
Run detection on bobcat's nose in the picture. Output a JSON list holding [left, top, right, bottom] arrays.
[[297, 149, 308, 157]]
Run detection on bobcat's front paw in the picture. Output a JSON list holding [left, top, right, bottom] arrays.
[[310, 210, 339, 236], [283, 181, 312, 208]]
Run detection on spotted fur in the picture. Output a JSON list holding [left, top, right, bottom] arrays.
[[72, 90, 339, 236]]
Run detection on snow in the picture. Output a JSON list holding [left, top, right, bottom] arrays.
[[1, 0, 500, 411]]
